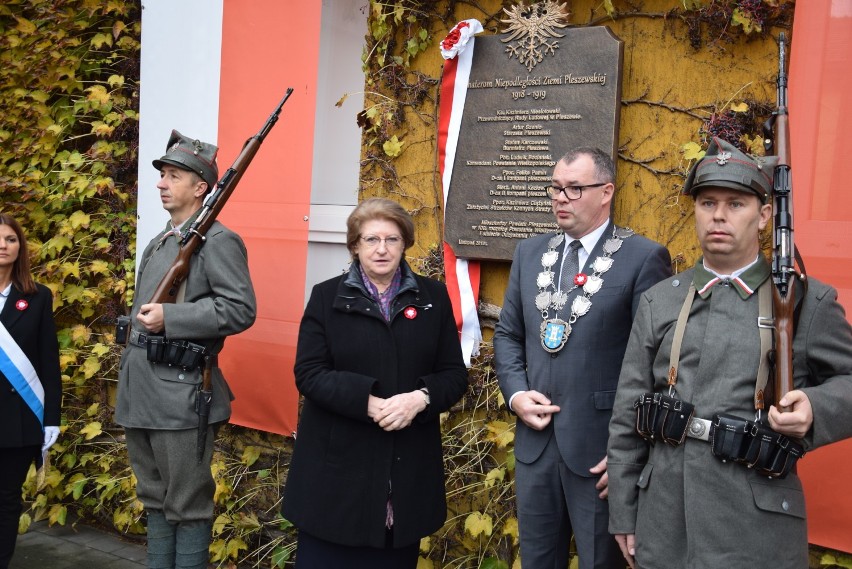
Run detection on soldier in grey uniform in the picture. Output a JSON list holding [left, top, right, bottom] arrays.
[[116, 131, 256, 569], [607, 137, 852, 568]]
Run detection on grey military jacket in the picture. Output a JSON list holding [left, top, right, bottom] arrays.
[[115, 219, 256, 429], [607, 259, 852, 569]]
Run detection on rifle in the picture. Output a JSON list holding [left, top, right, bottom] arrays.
[[762, 34, 805, 413], [149, 88, 294, 304]]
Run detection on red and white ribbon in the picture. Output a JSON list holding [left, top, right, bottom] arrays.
[[438, 19, 484, 366]]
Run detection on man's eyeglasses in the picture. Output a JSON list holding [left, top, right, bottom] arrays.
[[546, 182, 609, 201], [360, 235, 404, 248]]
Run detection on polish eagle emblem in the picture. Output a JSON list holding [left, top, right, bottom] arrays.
[[500, 1, 570, 71]]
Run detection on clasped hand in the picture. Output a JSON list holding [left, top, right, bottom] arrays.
[[512, 390, 560, 431], [368, 392, 427, 431]]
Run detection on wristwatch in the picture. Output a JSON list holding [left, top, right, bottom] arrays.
[[419, 387, 430, 406]]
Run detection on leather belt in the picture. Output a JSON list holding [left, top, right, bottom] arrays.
[[686, 417, 712, 442], [128, 328, 153, 348], [127, 329, 217, 367]]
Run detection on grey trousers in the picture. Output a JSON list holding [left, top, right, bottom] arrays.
[[514, 432, 622, 569], [125, 427, 216, 522]]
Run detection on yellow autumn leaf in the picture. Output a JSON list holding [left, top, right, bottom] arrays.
[[502, 516, 520, 544], [48, 504, 67, 526], [15, 16, 37, 34], [80, 421, 102, 440], [464, 511, 493, 538], [213, 513, 231, 535], [383, 135, 404, 158], [91, 343, 110, 357], [113, 509, 131, 531], [730, 101, 749, 113], [80, 356, 101, 379], [484, 467, 505, 488], [71, 324, 91, 344], [226, 537, 248, 557], [484, 419, 515, 448], [69, 210, 91, 229], [60, 353, 76, 368], [417, 556, 434, 569], [86, 402, 100, 417], [419, 536, 430, 553], [92, 122, 116, 137], [59, 261, 80, 280], [213, 478, 232, 504], [45, 235, 73, 256], [742, 134, 765, 155], [209, 538, 228, 562], [682, 141, 705, 161], [732, 8, 761, 34], [30, 90, 50, 103], [18, 513, 32, 534], [241, 445, 261, 467], [87, 85, 110, 105]]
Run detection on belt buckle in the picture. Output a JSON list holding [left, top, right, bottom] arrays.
[[687, 417, 711, 441]]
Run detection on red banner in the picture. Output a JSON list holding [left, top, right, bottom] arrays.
[[216, 1, 321, 436], [790, 1, 852, 553]]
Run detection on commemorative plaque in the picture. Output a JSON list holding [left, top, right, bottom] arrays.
[[444, 7, 623, 261]]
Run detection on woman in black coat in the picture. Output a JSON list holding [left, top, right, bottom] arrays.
[[282, 198, 469, 568], [0, 213, 62, 569]]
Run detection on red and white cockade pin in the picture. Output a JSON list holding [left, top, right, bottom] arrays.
[[404, 306, 418, 319], [573, 273, 588, 286], [15, 299, 28, 311]]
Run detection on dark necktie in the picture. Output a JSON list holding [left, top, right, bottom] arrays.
[[559, 239, 582, 293]]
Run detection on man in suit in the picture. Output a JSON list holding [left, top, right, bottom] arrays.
[[607, 137, 852, 569], [494, 147, 671, 569], [115, 131, 256, 569]]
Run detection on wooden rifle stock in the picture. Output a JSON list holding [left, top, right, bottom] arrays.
[[149, 88, 294, 305], [763, 34, 798, 412]]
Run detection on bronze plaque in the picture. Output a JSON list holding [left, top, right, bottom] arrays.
[[444, 25, 623, 261]]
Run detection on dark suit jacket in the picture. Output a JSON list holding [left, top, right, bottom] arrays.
[[494, 223, 671, 474], [0, 283, 61, 448], [282, 261, 468, 549]]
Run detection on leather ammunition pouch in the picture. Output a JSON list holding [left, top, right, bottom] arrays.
[[128, 329, 207, 371], [115, 316, 130, 345], [710, 413, 804, 479], [634, 392, 696, 446]]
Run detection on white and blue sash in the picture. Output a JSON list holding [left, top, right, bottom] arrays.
[[0, 320, 44, 426]]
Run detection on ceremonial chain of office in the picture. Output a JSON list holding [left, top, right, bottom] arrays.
[[536, 226, 634, 353]]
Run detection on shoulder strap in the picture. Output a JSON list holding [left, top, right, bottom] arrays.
[[668, 282, 696, 391], [667, 279, 773, 412]]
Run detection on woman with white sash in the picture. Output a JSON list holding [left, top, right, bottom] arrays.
[[0, 213, 61, 569]]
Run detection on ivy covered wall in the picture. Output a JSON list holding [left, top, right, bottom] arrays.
[[2, 1, 850, 568]]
